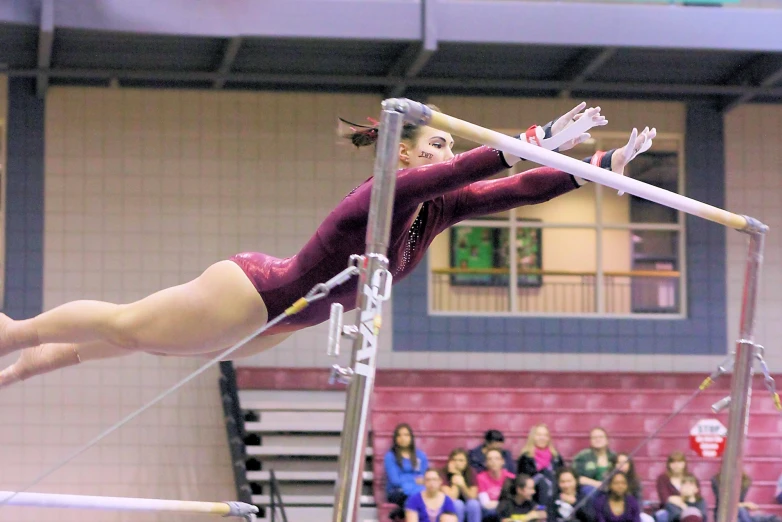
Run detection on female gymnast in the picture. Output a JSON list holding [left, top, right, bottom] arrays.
[[0, 102, 655, 387]]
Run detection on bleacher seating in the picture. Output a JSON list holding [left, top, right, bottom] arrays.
[[371, 384, 782, 522], [232, 368, 781, 522]]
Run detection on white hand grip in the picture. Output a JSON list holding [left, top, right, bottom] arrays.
[[327, 303, 344, 357]]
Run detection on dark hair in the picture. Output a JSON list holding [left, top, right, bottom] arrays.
[[556, 466, 580, 485], [392, 423, 418, 470], [608, 471, 630, 498], [424, 467, 441, 477], [338, 103, 441, 149], [444, 448, 474, 480], [485, 448, 505, 462], [484, 429, 505, 444], [681, 474, 703, 501], [514, 473, 534, 490], [665, 450, 689, 476], [614, 453, 642, 498]]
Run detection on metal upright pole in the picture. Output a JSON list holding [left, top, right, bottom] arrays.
[[718, 219, 767, 522], [330, 105, 403, 522]]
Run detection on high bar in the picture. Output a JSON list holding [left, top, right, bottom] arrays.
[[0, 490, 258, 518], [383, 98, 766, 234]]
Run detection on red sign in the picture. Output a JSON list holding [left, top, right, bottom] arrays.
[[689, 419, 727, 458]]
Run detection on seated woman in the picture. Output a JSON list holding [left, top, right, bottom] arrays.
[[547, 467, 594, 522], [441, 448, 482, 522], [476, 448, 516, 521], [573, 427, 617, 495], [405, 468, 458, 522], [385, 423, 429, 507], [614, 453, 654, 522], [654, 451, 691, 522], [497, 474, 548, 522], [712, 469, 782, 522], [517, 423, 564, 506], [593, 472, 642, 522], [657, 475, 707, 522]]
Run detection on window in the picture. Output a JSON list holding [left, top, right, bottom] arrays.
[[428, 132, 685, 317]]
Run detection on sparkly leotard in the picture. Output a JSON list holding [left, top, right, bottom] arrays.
[[230, 145, 583, 336]]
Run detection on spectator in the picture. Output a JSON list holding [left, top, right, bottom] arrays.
[[614, 453, 654, 522], [657, 474, 706, 522], [593, 472, 641, 522], [712, 470, 782, 522], [517, 423, 564, 506], [497, 474, 547, 522], [385, 423, 429, 507], [547, 467, 594, 522], [477, 448, 516, 520], [441, 448, 481, 522], [470, 429, 517, 474], [655, 451, 690, 522], [404, 468, 458, 522], [777, 472, 782, 504], [573, 427, 617, 494]]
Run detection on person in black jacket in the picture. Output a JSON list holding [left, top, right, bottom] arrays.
[[469, 429, 516, 474], [517, 424, 565, 506], [547, 467, 594, 522]]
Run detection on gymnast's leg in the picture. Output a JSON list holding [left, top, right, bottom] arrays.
[[0, 260, 270, 358], [0, 341, 130, 387], [0, 332, 295, 388]]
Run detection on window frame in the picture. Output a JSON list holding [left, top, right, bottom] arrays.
[[426, 130, 687, 319]]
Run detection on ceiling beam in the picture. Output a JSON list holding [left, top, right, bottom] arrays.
[[11, 67, 782, 99], [436, 0, 782, 53], [51, 0, 420, 41], [385, 0, 437, 98], [213, 36, 242, 89], [0, 0, 38, 25], [559, 47, 617, 98], [36, 0, 54, 99], [720, 63, 782, 113]]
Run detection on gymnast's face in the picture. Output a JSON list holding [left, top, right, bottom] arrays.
[[399, 126, 455, 169]]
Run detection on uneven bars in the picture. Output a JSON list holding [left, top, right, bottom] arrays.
[[0, 490, 257, 518], [383, 99, 758, 233]]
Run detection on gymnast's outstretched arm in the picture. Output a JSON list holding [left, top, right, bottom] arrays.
[[337, 145, 516, 226], [443, 126, 656, 224]]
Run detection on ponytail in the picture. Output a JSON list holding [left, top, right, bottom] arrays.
[[337, 103, 442, 149]]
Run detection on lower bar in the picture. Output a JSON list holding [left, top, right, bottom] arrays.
[[717, 229, 766, 522], [0, 491, 257, 517]]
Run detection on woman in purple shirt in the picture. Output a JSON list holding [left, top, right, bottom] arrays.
[[0, 103, 655, 386], [593, 472, 642, 522], [406, 469, 458, 522]]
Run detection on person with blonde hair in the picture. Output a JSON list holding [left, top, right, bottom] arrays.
[[517, 423, 564, 506]]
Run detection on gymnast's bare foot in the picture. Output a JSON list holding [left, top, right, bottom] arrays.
[[0, 313, 15, 355], [0, 344, 80, 388], [0, 312, 41, 356]]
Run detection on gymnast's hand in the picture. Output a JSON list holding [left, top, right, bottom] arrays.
[[550, 102, 607, 152], [611, 126, 656, 196], [611, 126, 656, 175]]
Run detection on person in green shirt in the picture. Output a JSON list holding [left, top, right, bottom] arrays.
[[572, 427, 617, 495]]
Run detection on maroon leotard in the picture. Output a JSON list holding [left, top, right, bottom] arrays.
[[230, 145, 583, 336]]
